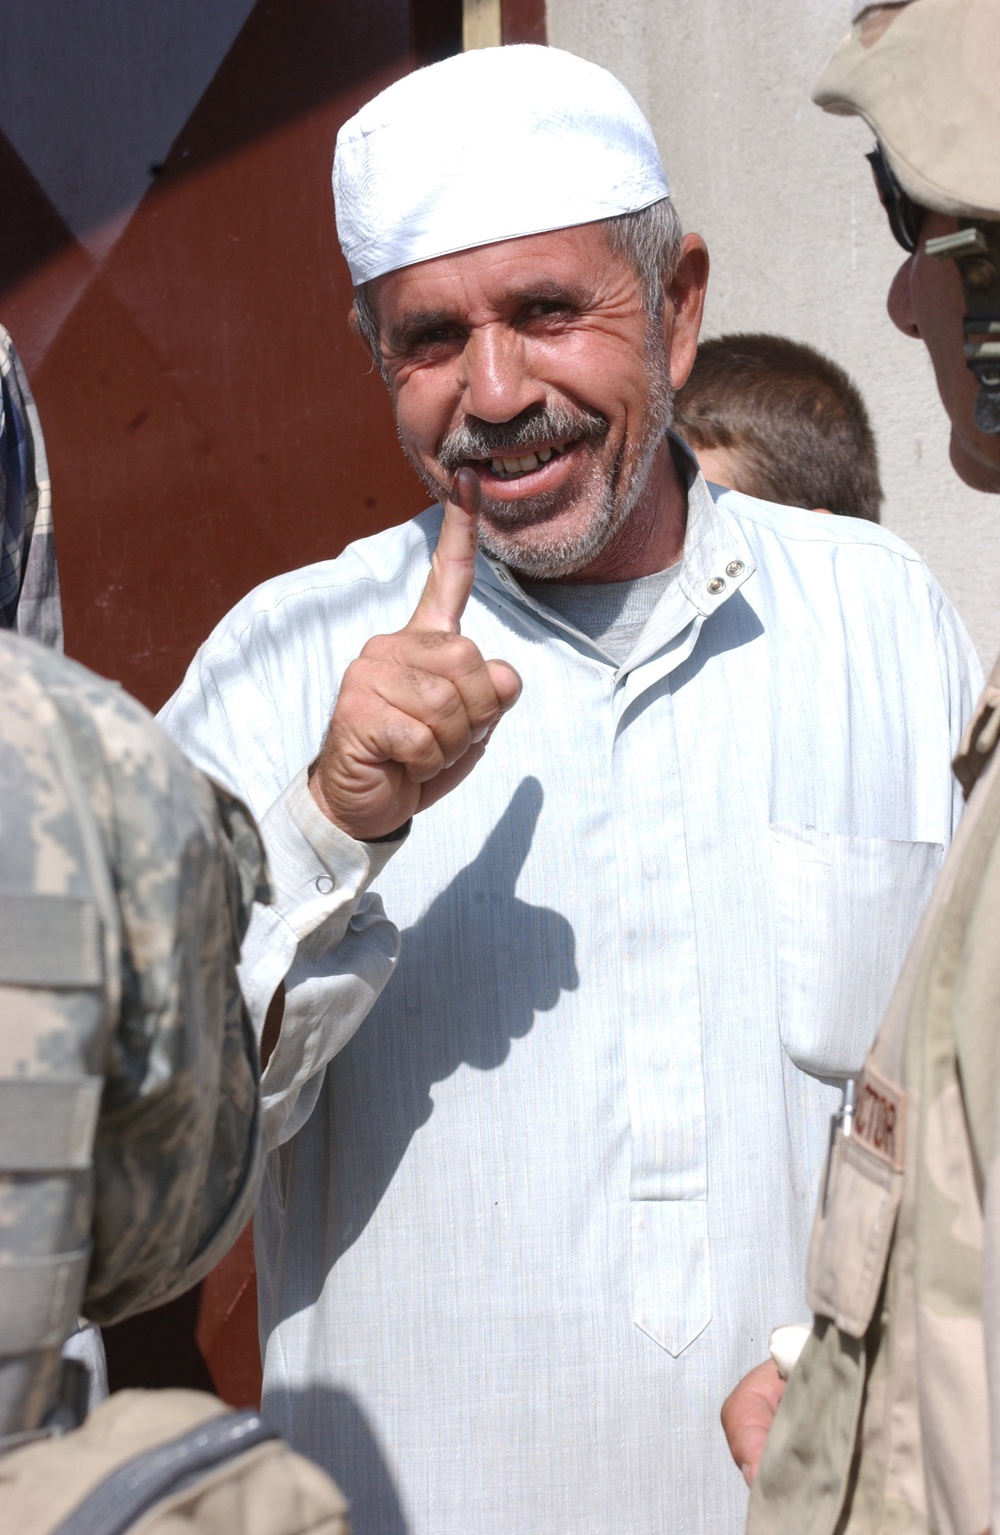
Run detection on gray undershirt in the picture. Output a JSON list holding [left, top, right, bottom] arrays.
[[521, 565, 680, 665]]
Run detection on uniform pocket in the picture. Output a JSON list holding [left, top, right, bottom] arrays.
[[806, 1056, 905, 1336], [770, 825, 943, 1079]]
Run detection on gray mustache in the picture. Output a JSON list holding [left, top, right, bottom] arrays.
[[438, 404, 607, 471]]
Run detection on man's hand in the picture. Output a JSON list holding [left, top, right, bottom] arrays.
[[720, 1359, 787, 1487], [310, 467, 522, 841]]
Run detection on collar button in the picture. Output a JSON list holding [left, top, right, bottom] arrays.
[[707, 577, 726, 595], [726, 560, 744, 577]]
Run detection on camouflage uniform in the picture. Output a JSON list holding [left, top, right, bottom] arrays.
[[0, 631, 267, 1442]]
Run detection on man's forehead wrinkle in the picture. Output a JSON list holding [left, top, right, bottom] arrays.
[[508, 277, 593, 307]]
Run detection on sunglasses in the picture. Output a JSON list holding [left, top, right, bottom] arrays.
[[866, 142, 927, 254]]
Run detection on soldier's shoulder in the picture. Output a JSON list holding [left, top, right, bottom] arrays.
[[0, 631, 209, 808], [1, 630, 152, 716]]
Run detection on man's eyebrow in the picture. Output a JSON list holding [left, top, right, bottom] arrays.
[[386, 309, 456, 351], [386, 280, 592, 351]]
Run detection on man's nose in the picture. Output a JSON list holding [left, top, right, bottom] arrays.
[[459, 325, 544, 423]]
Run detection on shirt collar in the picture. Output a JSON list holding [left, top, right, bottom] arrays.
[[667, 434, 755, 619], [474, 433, 755, 673]]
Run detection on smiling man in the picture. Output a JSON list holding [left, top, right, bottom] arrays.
[[367, 220, 689, 584], [161, 45, 980, 1535]]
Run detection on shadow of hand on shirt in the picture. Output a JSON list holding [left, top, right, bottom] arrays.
[[308, 775, 578, 1271]]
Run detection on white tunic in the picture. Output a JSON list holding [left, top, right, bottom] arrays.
[[160, 468, 980, 1535]]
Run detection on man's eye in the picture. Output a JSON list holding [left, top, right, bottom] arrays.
[[522, 299, 574, 322], [413, 326, 458, 348]]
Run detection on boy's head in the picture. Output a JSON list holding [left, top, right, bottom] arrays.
[[673, 332, 883, 522]]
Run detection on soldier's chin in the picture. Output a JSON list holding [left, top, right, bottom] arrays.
[[949, 424, 1000, 494]]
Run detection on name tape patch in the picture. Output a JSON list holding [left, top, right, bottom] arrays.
[[853, 1059, 905, 1171]]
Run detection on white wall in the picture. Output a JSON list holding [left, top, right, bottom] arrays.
[[547, 0, 1000, 665]]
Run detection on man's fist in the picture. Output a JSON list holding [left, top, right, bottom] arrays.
[[309, 467, 522, 841], [720, 1358, 787, 1486]]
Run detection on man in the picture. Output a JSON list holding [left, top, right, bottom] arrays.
[[721, 3, 1000, 1532], [160, 44, 979, 1535], [0, 324, 62, 647], [673, 333, 883, 521]]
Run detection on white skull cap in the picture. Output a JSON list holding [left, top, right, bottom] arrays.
[[333, 45, 671, 286]]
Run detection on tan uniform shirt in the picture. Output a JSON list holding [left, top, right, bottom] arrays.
[[749, 657, 1000, 1535]]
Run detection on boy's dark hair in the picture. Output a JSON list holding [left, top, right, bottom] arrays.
[[673, 333, 883, 522]]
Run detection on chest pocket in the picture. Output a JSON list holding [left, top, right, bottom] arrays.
[[770, 826, 943, 1079]]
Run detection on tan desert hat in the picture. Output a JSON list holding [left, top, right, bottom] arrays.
[[814, 0, 1000, 220]]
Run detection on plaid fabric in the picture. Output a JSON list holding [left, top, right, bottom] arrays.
[[0, 326, 62, 649]]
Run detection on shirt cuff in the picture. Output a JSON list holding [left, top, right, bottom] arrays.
[[768, 1323, 812, 1379], [261, 766, 407, 943]]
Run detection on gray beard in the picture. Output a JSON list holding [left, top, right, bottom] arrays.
[[480, 382, 673, 579], [401, 345, 675, 581], [476, 444, 645, 579]]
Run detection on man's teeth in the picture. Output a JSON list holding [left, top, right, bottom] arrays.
[[488, 444, 558, 478]]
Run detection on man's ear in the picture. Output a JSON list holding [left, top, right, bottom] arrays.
[[663, 234, 709, 391]]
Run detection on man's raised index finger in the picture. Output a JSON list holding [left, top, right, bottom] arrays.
[[407, 466, 480, 634]]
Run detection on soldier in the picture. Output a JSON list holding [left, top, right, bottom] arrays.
[[0, 629, 268, 1444], [0, 631, 360, 1530], [721, 3, 1000, 1532]]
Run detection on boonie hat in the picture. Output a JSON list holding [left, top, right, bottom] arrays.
[[814, 0, 1000, 220], [333, 45, 671, 286]]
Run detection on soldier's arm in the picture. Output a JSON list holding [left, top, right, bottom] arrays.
[[43, 662, 267, 1323]]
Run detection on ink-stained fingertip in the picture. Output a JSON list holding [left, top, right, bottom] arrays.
[[451, 465, 481, 516]]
